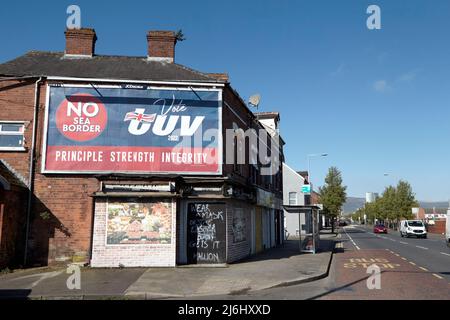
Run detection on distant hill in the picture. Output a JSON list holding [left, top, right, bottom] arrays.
[[343, 197, 366, 213], [342, 197, 448, 214]]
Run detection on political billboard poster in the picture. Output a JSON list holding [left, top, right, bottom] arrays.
[[42, 84, 222, 174]]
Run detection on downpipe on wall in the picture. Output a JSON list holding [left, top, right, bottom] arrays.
[[24, 77, 44, 267]]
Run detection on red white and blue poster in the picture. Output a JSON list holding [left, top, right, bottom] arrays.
[[42, 84, 222, 174]]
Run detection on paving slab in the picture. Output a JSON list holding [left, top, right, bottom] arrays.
[[0, 231, 337, 300]]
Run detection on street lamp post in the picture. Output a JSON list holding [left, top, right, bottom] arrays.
[[383, 173, 399, 229], [306, 153, 328, 231]]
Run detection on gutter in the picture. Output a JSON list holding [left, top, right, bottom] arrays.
[[0, 76, 42, 82], [24, 76, 44, 266], [46, 76, 224, 88]]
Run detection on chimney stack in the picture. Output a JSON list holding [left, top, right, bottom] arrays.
[[147, 31, 177, 62], [65, 28, 97, 57]]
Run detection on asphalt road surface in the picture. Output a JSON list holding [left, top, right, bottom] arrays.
[[341, 225, 450, 282], [186, 225, 450, 300]]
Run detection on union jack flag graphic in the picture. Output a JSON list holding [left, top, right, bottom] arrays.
[[123, 112, 156, 123]]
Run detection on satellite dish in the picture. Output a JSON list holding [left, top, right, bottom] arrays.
[[248, 94, 261, 108]]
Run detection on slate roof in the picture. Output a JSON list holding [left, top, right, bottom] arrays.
[[254, 112, 280, 120], [0, 51, 223, 83], [0, 159, 27, 189]]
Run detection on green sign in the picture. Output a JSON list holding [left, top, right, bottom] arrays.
[[301, 184, 311, 194]]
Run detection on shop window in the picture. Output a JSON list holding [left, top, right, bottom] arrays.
[[0, 122, 25, 150]]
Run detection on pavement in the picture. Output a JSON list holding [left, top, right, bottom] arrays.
[[0, 229, 337, 300]]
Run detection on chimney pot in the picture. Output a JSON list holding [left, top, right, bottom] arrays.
[[147, 30, 177, 62], [65, 28, 97, 57]]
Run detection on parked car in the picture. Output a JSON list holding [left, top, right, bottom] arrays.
[[373, 224, 387, 234], [399, 220, 427, 238], [338, 220, 347, 227]]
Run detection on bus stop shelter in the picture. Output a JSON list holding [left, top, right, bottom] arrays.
[[283, 205, 321, 254]]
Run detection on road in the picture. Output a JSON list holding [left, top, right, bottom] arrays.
[[185, 225, 450, 300], [342, 224, 450, 282]]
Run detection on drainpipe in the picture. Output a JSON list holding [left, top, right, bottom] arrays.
[[24, 77, 44, 267]]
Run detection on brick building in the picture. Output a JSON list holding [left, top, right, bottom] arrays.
[[0, 160, 28, 268], [0, 28, 283, 267]]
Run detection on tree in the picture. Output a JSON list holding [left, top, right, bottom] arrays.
[[175, 29, 186, 42], [393, 180, 418, 227], [318, 167, 347, 233], [378, 186, 396, 224], [361, 180, 418, 230]]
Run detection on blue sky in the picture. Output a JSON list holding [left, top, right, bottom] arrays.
[[1, 0, 450, 201]]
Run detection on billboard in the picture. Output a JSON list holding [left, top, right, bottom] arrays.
[[42, 84, 222, 174]]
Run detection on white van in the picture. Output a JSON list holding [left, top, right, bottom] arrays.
[[399, 220, 427, 239], [446, 212, 450, 247]]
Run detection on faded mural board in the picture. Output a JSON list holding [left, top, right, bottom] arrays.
[[187, 202, 226, 264], [106, 200, 172, 245]]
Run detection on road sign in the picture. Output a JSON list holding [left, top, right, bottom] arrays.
[[301, 184, 311, 194]]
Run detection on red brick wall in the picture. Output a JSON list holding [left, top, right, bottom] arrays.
[[0, 188, 27, 268], [0, 80, 36, 179], [0, 80, 100, 266], [221, 86, 284, 200], [222, 87, 253, 179], [28, 175, 98, 265], [427, 220, 446, 234]]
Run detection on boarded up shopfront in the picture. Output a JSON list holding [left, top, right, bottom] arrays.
[[91, 194, 177, 267], [255, 207, 263, 253], [186, 202, 226, 264], [178, 194, 254, 265], [256, 188, 283, 251]]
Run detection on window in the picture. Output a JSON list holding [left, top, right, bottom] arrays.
[[289, 192, 297, 205], [407, 221, 423, 227], [0, 122, 25, 150]]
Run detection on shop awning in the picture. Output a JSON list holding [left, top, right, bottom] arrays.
[[283, 205, 322, 213]]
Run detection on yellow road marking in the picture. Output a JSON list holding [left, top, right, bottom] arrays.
[[432, 274, 443, 280], [343, 258, 400, 269]]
